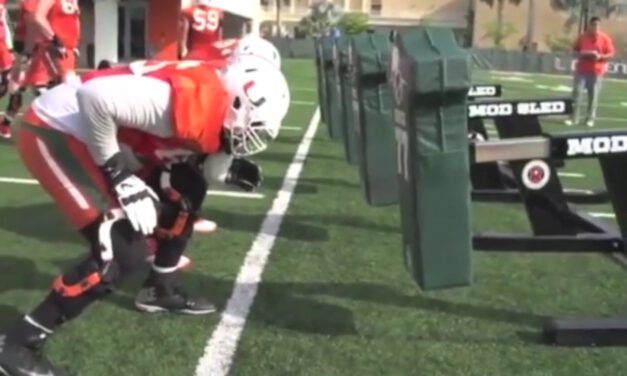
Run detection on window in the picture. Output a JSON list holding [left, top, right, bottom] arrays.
[[371, 0, 382, 15]]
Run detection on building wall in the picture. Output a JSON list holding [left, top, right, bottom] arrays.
[[259, 0, 467, 36]]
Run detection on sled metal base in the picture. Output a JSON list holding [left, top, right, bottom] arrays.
[[472, 188, 609, 204], [544, 317, 627, 347], [473, 233, 624, 253]]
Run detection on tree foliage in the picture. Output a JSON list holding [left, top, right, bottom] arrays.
[[336, 12, 370, 35], [298, 1, 344, 38], [550, 0, 621, 31]]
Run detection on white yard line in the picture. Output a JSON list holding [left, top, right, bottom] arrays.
[[563, 188, 595, 194], [557, 172, 585, 178], [281, 126, 302, 131], [291, 100, 316, 106], [0, 176, 264, 199], [194, 108, 321, 376], [588, 212, 615, 219]]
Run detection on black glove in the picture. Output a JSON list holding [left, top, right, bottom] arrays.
[[225, 158, 263, 192], [48, 35, 67, 59]]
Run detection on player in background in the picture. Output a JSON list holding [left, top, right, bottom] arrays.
[[0, 0, 38, 139], [0, 0, 16, 138], [0, 0, 80, 139], [0, 57, 289, 375], [179, 0, 225, 61], [180, 0, 226, 234]]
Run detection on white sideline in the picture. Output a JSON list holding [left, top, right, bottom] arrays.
[[194, 108, 321, 376], [0, 176, 264, 199]]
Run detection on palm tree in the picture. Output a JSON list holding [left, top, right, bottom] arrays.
[[480, 0, 522, 46], [480, 0, 524, 47], [276, 0, 282, 37], [524, 0, 537, 51]]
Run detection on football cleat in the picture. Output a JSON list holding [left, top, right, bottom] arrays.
[[134, 285, 216, 315], [0, 124, 11, 139], [0, 334, 70, 376]]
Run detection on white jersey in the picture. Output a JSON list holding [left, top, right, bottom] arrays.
[[32, 74, 176, 165]]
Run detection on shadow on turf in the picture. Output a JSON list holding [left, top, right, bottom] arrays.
[[261, 176, 360, 195], [258, 150, 344, 164], [0, 255, 57, 294], [0, 203, 81, 244], [109, 274, 546, 341], [0, 304, 22, 323], [201, 207, 398, 240]]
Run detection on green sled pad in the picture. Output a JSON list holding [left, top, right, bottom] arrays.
[[334, 36, 358, 161], [390, 27, 473, 290], [320, 37, 341, 141], [314, 38, 328, 124], [350, 33, 397, 206]]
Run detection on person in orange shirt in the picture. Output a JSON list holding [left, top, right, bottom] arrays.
[[565, 17, 615, 127]]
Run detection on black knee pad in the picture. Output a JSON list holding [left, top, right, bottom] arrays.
[[55, 216, 148, 300], [169, 162, 208, 212], [146, 162, 207, 237]]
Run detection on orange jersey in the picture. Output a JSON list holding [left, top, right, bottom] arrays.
[[182, 4, 224, 61], [48, 0, 80, 48], [15, 0, 38, 42], [0, 0, 9, 43], [83, 60, 230, 158]]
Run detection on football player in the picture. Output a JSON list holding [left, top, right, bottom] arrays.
[[184, 33, 282, 234], [180, 0, 225, 61], [0, 0, 80, 139], [0, 56, 290, 376], [0, 0, 38, 139], [0, 0, 14, 98]]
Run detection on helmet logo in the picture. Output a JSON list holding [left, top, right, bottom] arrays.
[[244, 81, 266, 107]]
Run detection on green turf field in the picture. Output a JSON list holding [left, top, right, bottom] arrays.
[[0, 61, 626, 375]]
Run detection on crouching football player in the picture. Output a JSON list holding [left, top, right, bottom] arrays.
[[0, 56, 289, 376]]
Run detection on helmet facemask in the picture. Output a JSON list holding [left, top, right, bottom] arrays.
[[224, 95, 280, 157]]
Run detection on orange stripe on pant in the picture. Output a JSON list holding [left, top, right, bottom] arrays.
[[17, 108, 118, 230]]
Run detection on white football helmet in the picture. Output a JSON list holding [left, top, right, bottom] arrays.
[[221, 55, 290, 156], [233, 35, 281, 69]]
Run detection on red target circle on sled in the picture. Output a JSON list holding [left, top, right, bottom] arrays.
[[521, 159, 550, 190]]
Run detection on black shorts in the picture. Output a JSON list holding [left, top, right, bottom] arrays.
[[12, 39, 24, 55]]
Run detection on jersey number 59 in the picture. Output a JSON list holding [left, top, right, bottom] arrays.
[[192, 9, 221, 32], [61, 0, 80, 14]]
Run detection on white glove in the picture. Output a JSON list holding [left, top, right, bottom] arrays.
[[113, 175, 159, 235], [101, 153, 159, 235]]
